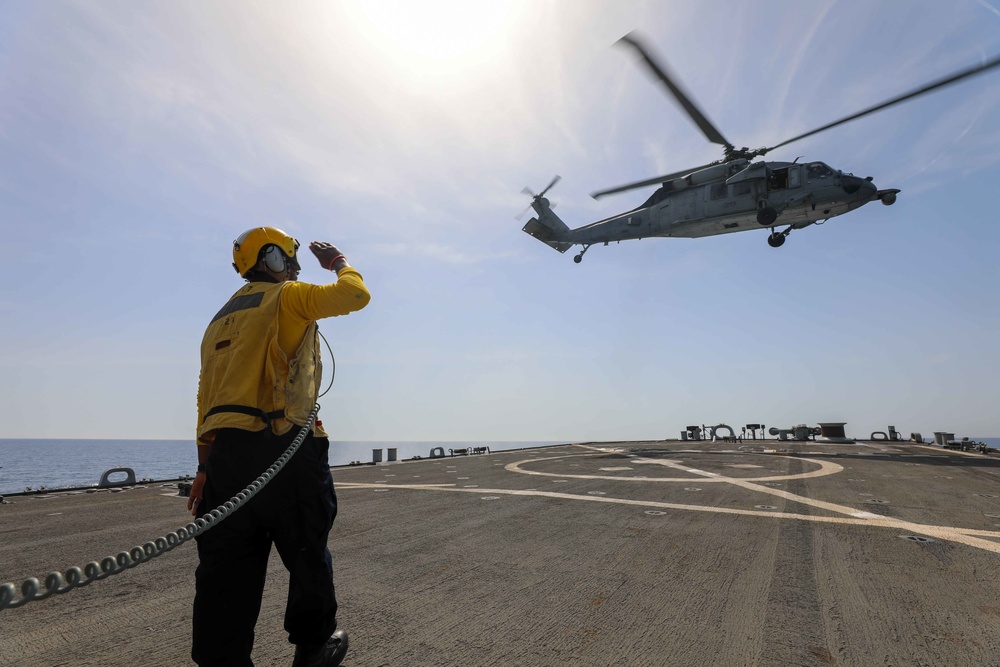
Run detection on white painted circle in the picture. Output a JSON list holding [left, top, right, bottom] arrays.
[[506, 453, 842, 483]]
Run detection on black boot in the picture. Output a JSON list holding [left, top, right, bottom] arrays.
[[292, 630, 349, 667]]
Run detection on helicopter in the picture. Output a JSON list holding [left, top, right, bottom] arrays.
[[521, 32, 1000, 263]]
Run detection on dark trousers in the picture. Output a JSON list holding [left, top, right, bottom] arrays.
[[192, 427, 339, 667]]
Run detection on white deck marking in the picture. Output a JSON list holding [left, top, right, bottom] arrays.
[[338, 445, 1000, 555], [340, 480, 1000, 555], [504, 452, 844, 483]]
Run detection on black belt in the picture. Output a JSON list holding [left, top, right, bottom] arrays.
[[204, 405, 285, 426]]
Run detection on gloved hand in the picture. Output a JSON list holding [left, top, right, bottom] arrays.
[[309, 241, 349, 271]]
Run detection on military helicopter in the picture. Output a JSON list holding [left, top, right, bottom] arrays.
[[521, 32, 1000, 263]]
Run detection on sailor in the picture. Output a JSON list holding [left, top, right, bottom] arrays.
[[188, 227, 370, 667]]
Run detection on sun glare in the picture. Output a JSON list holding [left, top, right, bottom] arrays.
[[342, 1, 521, 77]]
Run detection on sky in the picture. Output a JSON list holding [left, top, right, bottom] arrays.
[[1, 0, 999, 442]]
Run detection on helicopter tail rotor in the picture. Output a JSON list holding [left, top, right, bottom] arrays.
[[523, 175, 561, 200], [515, 175, 561, 220]]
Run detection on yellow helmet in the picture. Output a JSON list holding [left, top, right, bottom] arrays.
[[232, 227, 300, 277]]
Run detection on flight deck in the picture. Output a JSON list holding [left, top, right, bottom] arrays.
[[3, 440, 1000, 666]]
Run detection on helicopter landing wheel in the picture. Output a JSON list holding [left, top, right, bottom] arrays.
[[757, 207, 778, 226], [573, 254, 583, 263], [767, 232, 785, 248]]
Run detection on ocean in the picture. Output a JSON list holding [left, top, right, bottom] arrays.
[[0, 439, 566, 495]]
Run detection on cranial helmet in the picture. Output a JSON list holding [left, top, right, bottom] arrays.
[[232, 227, 300, 277]]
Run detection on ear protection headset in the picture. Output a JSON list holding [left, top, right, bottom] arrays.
[[260, 244, 301, 274], [262, 244, 287, 272]]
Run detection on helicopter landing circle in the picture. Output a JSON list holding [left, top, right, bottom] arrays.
[[504, 451, 843, 483]]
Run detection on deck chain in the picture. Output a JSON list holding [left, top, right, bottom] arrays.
[[0, 404, 319, 612]]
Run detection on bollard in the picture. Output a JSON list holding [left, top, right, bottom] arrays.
[[933, 432, 954, 447], [99, 467, 137, 488], [817, 422, 854, 443], [387, 448, 398, 462], [372, 449, 383, 464]]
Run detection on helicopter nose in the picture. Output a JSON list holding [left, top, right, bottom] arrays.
[[841, 175, 878, 199], [840, 175, 866, 195]]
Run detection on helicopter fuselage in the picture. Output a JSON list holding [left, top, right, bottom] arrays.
[[518, 31, 1000, 261], [522, 159, 899, 259]]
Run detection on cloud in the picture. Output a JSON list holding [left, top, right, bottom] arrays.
[[976, 0, 1000, 20]]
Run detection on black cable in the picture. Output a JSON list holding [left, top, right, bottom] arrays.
[[317, 328, 335, 398]]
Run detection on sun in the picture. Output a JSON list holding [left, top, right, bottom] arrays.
[[341, 0, 523, 77]]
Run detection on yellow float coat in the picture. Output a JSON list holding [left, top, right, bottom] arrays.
[[197, 267, 370, 444]]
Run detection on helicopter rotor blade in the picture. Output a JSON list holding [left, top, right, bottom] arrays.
[[537, 174, 561, 199], [617, 32, 733, 153], [762, 52, 1000, 155], [591, 162, 717, 199]]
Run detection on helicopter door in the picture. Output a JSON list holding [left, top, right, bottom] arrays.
[[768, 167, 789, 190], [731, 180, 755, 207], [788, 166, 801, 188]]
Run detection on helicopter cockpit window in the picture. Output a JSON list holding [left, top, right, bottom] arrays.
[[710, 183, 727, 200], [807, 162, 833, 180]]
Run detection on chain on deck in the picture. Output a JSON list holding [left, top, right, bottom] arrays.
[[0, 404, 319, 611]]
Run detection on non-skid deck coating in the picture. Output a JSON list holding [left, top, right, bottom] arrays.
[[4, 440, 1000, 666]]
